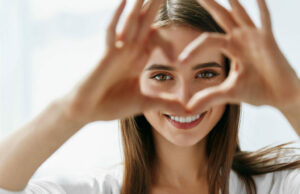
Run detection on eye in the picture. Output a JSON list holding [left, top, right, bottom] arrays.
[[196, 71, 219, 79], [150, 73, 173, 82]]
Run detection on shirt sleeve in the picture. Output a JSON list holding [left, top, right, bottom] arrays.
[[275, 150, 300, 194], [0, 173, 121, 194], [279, 168, 300, 194]]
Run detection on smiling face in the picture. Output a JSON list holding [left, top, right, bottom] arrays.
[[140, 24, 227, 147]]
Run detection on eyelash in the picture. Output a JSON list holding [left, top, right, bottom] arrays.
[[150, 71, 219, 82]]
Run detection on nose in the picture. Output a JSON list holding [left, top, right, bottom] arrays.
[[176, 81, 193, 106]]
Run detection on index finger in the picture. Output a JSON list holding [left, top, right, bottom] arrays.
[[137, 0, 164, 43], [118, 0, 144, 42], [197, 0, 238, 32], [106, 0, 127, 47], [257, 0, 272, 31]]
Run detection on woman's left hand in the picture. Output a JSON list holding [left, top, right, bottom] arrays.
[[178, 0, 300, 113]]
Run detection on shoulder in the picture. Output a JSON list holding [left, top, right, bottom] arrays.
[[0, 163, 124, 194], [229, 150, 300, 194], [90, 162, 124, 190], [61, 163, 124, 194], [35, 163, 124, 194], [230, 169, 300, 194]]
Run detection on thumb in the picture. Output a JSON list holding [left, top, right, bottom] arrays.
[[187, 85, 232, 113], [187, 59, 242, 112]]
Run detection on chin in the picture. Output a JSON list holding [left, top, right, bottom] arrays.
[[167, 135, 207, 147]]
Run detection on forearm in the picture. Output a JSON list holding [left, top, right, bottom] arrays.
[[0, 99, 85, 191], [279, 83, 300, 137], [281, 105, 300, 137]]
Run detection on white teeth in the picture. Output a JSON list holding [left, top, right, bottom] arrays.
[[187, 117, 192, 123], [169, 113, 203, 123]]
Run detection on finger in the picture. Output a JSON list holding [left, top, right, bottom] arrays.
[[257, 0, 272, 31], [197, 0, 238, 32], [228, 0, 256, 27], [187, 60, 242, 112], [133, 47, 153, 74], [137, 0, 164, 43], [142, 93, 189, 113], [178, 32, 228, 65], [141, 0, 151, 13], [106, 0, 127, 47], [186, 85, 232, 112], [119, 0, 144, 42], [147, 29, 176, 63]]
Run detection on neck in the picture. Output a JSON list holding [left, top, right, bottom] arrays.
[[152, 130, 208, 187]]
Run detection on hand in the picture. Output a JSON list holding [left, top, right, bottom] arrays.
[[178, 0, 300, 113], [60, 0, 186, 123]]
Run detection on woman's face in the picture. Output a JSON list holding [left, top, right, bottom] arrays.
[[141, 25, 227, 147]]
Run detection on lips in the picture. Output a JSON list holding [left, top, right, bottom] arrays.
[[163, 111, 207, 130]]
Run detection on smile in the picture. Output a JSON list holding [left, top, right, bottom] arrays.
[[163, 111, 208, 130]]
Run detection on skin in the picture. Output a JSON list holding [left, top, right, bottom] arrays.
[[141, 25, 226, 192], [181, 0, 300, 126], [0, 0, 183, 190], [0, 0, 300, 192], [59, 0, 189, 123]]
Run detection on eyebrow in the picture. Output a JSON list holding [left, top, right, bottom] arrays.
[[145, 62, 223, 71]]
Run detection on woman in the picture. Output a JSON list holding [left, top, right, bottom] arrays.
[[0, 0, 299, 193]]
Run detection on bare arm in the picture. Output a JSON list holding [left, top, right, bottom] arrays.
[[0, 0, 178, 191], [282, 110, 300, 137], [0, 99, 85, 191], [279, 89, 300, 137]]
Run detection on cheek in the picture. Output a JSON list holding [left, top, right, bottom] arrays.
[[143, 110, 170, 139], [143, 110, 164, 128], [205, 104, 227, 133]]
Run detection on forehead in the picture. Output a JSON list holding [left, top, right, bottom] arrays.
[[149, 24, 223, 65], [158, 24, 203, 53]]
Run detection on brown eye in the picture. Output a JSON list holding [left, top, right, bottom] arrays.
[[196, 71, 219, 79], [151, 73, 173, 81]]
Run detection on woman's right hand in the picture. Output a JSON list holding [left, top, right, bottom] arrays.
[[59, 0, 186, 124]]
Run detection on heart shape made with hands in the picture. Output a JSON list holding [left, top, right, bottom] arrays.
[[140, 0, 300, 115], [95, 0, 300, 122]]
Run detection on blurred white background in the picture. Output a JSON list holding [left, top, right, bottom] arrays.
[[0, 0, 299, 179]]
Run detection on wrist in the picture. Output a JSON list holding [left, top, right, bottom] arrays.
[[51, 98, 87, 131], [277, 79, 300, 136], [278, 78, 300, 115]]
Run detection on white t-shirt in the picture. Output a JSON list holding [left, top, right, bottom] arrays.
[[0, 161, 299, 194]]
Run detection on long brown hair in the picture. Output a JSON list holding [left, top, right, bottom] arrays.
[[119, 0, 300, 193]]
